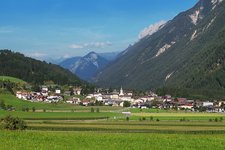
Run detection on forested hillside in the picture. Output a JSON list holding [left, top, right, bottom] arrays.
[[0, 50, 83, 86]]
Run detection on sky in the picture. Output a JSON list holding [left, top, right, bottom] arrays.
[[0, 0, 198, 60]]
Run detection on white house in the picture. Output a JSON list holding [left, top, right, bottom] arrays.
[[74, 87, 82, 95], [203, 102, 214, 107], [55, 89, 61, 94]]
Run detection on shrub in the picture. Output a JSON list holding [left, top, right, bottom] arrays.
[[123, 101, 131, 107], [180, 117, 186, 122], [32, 107, 36, 112], [0, 100, 6, 110], [215, 118, 218, 122], [156, 118, 160, 122], [142, 117, 146, 121], [96, 108, 100, 113], [0, 115, 27, 130], [25, 107, 29, 112], [150, 116, 153, 121], [91, 107, 94, 113], [126, 117, 129, 121], [22, 107, 29, 112]]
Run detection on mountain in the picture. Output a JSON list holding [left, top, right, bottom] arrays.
[[59, 57, 82, 69], [59, 52, 109, 81], [0, 50, 84, 86], [94, 0, 225, 99], [98, 52, 119, 61]]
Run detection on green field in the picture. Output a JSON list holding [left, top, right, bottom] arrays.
[[0, 76, 26, 84], [1, 94, 225, 149], [1, 131, 225, 150]]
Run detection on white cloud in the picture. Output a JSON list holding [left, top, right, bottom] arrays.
[[28, 52, 47, 58], [69, 41, 112, 49], [63, 54, 72, 59], [138, 20, 167, 40], [69, 44, 84, 49]]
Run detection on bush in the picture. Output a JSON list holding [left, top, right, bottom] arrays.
[[215, 118, 218, 122], [126, 117, 129, 121], [156, 118, 160, 122], [91, 107, 94, 113], [0, 115, 27, 130], [32, 107, 36, 112], [150, 116, 153, 121], [123, 101, 131, 107], [96, 108, 100, 113], [0, 100, 6, 110]]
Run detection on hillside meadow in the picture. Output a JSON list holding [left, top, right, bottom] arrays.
[[0, 76, 26, 84]]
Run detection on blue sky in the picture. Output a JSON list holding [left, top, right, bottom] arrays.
[[0, 0, 198, 60]]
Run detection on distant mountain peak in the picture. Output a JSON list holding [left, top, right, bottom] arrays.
[[59, 51, 110, 81], [85, 51, 99, 61]]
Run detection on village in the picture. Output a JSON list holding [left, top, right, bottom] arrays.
[[16, 86, 225, 113]]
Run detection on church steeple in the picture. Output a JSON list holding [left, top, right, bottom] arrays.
[[119, 86, 124, 96]]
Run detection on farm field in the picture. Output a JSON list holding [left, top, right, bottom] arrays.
[[0, 110, 122, 120], [1, 131, 225, 150], [1, 94, 225, 149]]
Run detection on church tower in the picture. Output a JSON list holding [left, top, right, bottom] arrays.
[[119, 86, 124, 96]]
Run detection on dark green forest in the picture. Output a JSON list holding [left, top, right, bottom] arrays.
[[0, 50, 83, 86]]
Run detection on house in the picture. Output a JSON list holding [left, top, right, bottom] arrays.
[[82, 100, 91, 106], [175, 98, 187, 105], [66, 97, 80, 104], [86, 94, 94, 99], [16, 91, 29, 100], [203, 102, 214, 107], [110, 92, 119, 100], [16, 91, 22, 99], [74, 87, 82, 95], [41, 86, 48, 92], [55, 89, 61, 94], [178, 103, 193, 110], [120, 95, 133, 102], [126, 91, 133, 96]]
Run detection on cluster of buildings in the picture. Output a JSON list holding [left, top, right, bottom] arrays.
[[67, 88, 225, 112], [16, 85, 225, 112], [16, 86, 82, 103]]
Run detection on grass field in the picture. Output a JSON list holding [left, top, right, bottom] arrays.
[[0, 76, 26, 84], [1, 94, 225, 149], [1, 131, 225, 150], [0, 110, 122, 120]]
